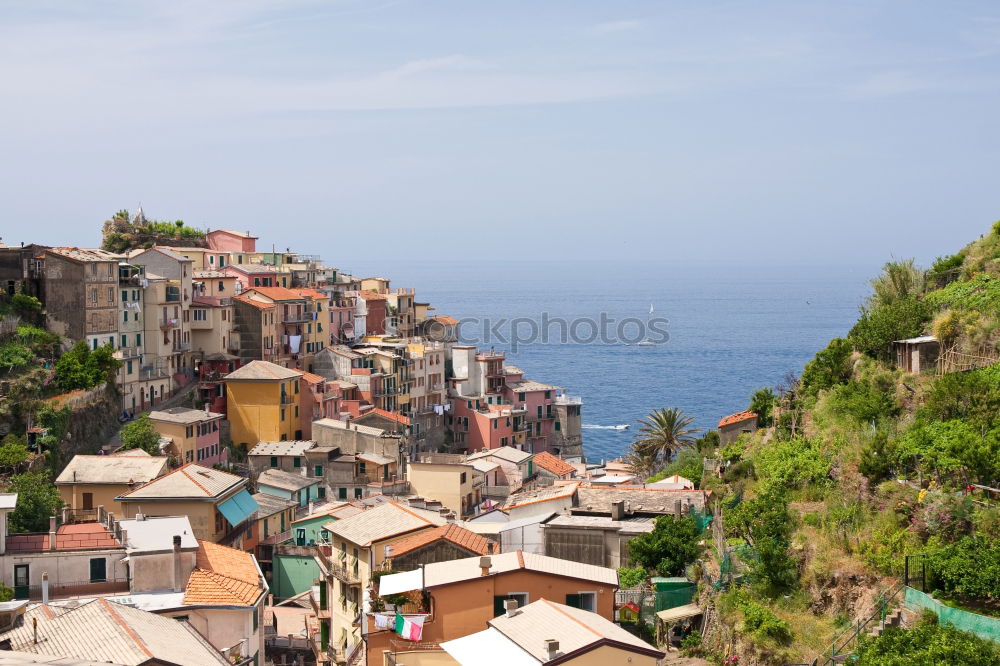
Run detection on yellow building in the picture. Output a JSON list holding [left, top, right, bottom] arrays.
[[55, 452, 170, 517], [406, 461, 481, 517], [115, 463, 258, 543], [148, 406, 226, 466], [224, 360, 306, 451]]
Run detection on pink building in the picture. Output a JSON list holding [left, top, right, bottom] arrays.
[[329, 296, 356, 344], [222, 264, 280, 291], [450, 397, 516, 452], [206, 229, 258, 253], [502, 367, 559, 454], [148, 406, 227, 467]]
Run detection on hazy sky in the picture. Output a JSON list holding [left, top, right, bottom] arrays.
[[2, 1, 999, 266]]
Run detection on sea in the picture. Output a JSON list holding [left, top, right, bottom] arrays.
[[344, 260, 876, 463]]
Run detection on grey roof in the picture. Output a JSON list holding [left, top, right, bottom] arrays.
[[224, 360, 304, 381], [118, 516, 198, 551], [326, 502, 444, 547], [148, 407, 223, 424], [575, 487, 710, 513], [497, 512, 557, 533], [505, 379, 561, 393], [488, 599, 662, 661], [55, 455, 170, 486], [248, 441, 316, 457], [313, 417, 385, 437], [116, 464, 244, 500], [46, 247, 123, 263], [387, 551, 618, 591], [257, 468, 319, 492], [467, 446, 532, 465], [357, 452, 394, 466], [252, 492, 298, 517], [502, 482, 579, 510], [1, 599, 228, 665], [894, 335, 938, 344], [543, 514, 655, 535]]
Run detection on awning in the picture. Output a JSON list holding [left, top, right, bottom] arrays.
[[377, 569, 423, 596], [218, 489, 259, 527], [656, 604, 702, 622]]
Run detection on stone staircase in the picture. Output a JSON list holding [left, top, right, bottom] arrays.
[[866, 608, 903, 639]]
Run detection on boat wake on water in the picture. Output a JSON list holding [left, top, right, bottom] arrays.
[[582, 424, 631, 430]]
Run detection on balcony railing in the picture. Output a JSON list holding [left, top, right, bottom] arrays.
[[14, 577, 129, 601], [159, 318, 179, 330], [172, 341, 192, 352], [327, 560, 360, 585]]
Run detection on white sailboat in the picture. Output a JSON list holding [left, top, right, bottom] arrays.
[[637, 303, 656, 346]]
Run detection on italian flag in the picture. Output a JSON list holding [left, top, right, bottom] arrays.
[[394, 614, 425, 641]]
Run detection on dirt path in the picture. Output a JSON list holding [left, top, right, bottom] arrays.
[[661, 652, 712, 665]]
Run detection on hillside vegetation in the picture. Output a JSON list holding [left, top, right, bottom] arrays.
[[681, 223, 1000, 664]]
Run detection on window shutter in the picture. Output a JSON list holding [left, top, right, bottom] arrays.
[[565, 594, 581, 609]]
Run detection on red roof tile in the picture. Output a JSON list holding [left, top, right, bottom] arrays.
[[717, 411, 758, 429], [357, 290, 386, 301], [184, 540, 263, 606], [6, 523, 120, 553], [389, 523, 490, 557], [532, 451, 575, 477], [244, 286, 326, 302], [356, 408, 411, 427]]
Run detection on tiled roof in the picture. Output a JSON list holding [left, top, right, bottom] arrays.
[[431, 315, 458, 325], [313, 417, 385, 437], [718, 410, 758, 428], [357, 290, 386, 301], [183, 540, 263, 607], [5, 522, 120, 553], [505, 379, 561, 393], [224, 360, 303, 381], [574, 486, 711, 513], [389, 523, 491, 557], [300, 372, 326, 385], [243, 286, 325, 302], [467, 446, 532, 465], [45, 247, 123, 263], [211, 229, 257, 239], [326, 502, 444, 547], [531, 452, 575, 477], [117, 463, 244, 500], [487, 599, 662, 661], [502, 482, 579, 510], [252, 492, 297, 518], [405, 551, 617, 589], [146, 246, 193, 262], [291, 502, 364, 525], [233, 294, 275, 310], [356, 408, 410, 427], [257, 468, 318, 492], [55, 454, 169, 485], [248, 441, 315, 457], [148, 406, 223, 424], [2, 598, 228, 665]]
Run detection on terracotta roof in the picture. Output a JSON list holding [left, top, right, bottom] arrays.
[[233, 294, 274, 310], [300, 372, 326, 385], [211, 229, 257, 239], [243, 286, 325, 302], [356, 408, 410, 427], [357, 289, 386, 301], [717, 411, 758, 428], [183, 540, 263, 606], [6, 522, 120, 553], [389, 523, 491, 557], [575, 486, 711, 513], [431, 315, 458, 325], [531, 451, 575, 477], [224, 360, 303, 381]]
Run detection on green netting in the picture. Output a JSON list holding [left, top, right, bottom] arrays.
[[656, 584, 697, 611], [688, 505, 713, 532], [904, 587, 1000, 643]]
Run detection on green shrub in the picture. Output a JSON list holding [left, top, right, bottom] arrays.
[[628, 515, 703, 576], [54, 340, 121, 391], [617, 566, 647, 589], [0, 343, 34, 374], [855, 622, 999, 665], [729, 591, 793, 645], [800, 337, 853, 397], [925, 536, 1000, 599], [753, 438, 831, 491], [925, 273, 1000, 314], [850, 297, 931, 361]]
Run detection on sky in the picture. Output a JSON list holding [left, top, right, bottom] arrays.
[[2, 1, 999, 266]]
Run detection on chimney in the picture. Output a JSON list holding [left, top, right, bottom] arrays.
[[610, 500, 625, 521], [172, 535, 184, 592], [545, 639, 559, 660], [41, 572, 49, 605], [479, 556, 492, 576], [674, 500, 682, 518], [504, 598, 518, 618], [308, 500, 314, 516], [486, 540, 496, 555], [204, 403, 210, 416], [48, 516, 56, 551]]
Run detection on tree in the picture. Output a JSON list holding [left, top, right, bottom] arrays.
[[119, 414, 162, 455], [6, 472, 62, 533], [748, 387, 776, 427], [627, 514, 703, 576], [800, 337, 853, 396], [850, 297, 931, 361], [9, 293, 41, 323], [0, 435, 29, 471], [634, 408, 701, 464], [868, 258, 925, 308], [54, 340, 121, 391], [727, 487, 798, 595], [623, 445, 660, 479]]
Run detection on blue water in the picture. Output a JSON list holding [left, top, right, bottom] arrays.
[[343, 260, 875, 462]]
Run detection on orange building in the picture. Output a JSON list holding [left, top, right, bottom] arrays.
[[366, 551, 618, 666]]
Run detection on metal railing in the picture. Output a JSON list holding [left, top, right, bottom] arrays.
[[815, 583, 905, 666], [159, 318, 179, 330]]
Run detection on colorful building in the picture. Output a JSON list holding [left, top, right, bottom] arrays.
[[223, 360, 307, 450], [148, 406, 226, 466]]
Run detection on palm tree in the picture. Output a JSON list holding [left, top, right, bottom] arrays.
[[634, 407, 701, 463], [623, 446, 659, 479]]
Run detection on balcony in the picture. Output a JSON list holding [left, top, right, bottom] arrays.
[[115, 347, 139, 360], [327, 560, 360, 585], [159, 318, 179, 330], [284, 312, 315, 324], [172, 341, 192, 352], [554, 393, 583, 405]]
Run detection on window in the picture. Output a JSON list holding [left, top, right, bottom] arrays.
[[126, 360, 133, 373], [314, 465, 323, 477], [555, 421, 561, 431], [354, 487, 363, 499], [281, 408, 285, 421], [193, 309, 207, 321], [545, 391, 551, 399], [89, 558, 107, 583], [293, 457, 301, 468], [270, 456, 278, 468], [460, 472, 467, 483], [338, 487, 347, 500], [565, 592, 596, 612], [121, 290, 128, 302], [136, 333, 141, 346], [493, 593, 528, 616], [518, 392, 525, 401], [121, 334, 126, 347]]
